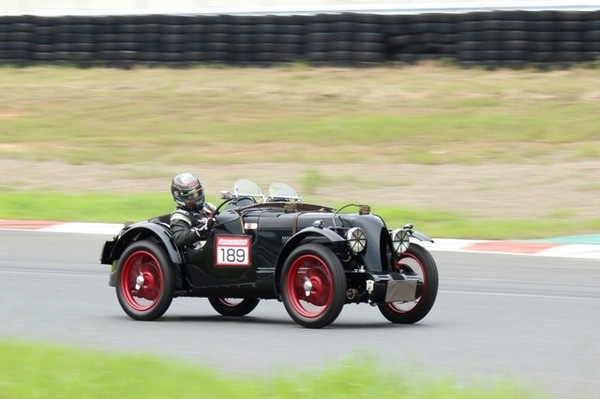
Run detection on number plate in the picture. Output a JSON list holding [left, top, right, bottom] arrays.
[[215, 236, 251, 267], [385, 280, 417, 302]]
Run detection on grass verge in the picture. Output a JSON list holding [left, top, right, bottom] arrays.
[[0, 340, 549, 399], [1, 64, 600, 239], [1, 64, 599, 165], [3, 191, 600, 240]]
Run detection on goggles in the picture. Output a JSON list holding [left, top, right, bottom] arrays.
[[182, 187, 203, 200]]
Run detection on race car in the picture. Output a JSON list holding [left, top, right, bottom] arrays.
[[100, 179, 438, 328]]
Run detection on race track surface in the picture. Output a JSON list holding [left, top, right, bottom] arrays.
[[1, 229, 599, 399]]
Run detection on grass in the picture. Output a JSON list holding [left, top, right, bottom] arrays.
[[1, 64, 599, 165], [0, 192, 173, 223], [1, 63, 600, 239], [2, 191, 598, 240], [0, 340, 550, 399]]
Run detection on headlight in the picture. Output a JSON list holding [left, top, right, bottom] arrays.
[[390, 228, 410, 254], [346, 227, 366, 253]]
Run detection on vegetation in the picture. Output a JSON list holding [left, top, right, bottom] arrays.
[[1, 63, 599, 239], [1, 191, 599, 240], [1, 64, 599, 165], [0, 340, 550, 399]]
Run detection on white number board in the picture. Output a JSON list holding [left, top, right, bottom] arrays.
[[215, 236, 251, 267]]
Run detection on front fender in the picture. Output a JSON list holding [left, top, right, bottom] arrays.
[[274, 226, 345, 295], [410, 229, 434, 243]]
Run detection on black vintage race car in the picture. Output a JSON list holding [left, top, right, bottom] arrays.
[[100, 180, 438, 328]]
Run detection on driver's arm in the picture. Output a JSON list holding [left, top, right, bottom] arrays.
[[170, 214, 208, 248]]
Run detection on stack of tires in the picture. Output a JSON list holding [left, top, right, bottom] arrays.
[[224, 15, 305, 66], [456, 10, 600, 68], [91, 14, 307, 67], [305, 13, 386, 66], [0, 16, 31, 65], [583, 13, 600, 64], [385, 12, 457, 64], [0, 10, 599, 68]]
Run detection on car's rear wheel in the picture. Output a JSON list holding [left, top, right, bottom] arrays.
[[378, 244, 438, 324], [116, 240, 175, 321], [281, 244, 346, 329], [208, 297, 260, 317]]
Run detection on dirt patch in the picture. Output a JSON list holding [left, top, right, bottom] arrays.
[[2, 159, 599, 221]]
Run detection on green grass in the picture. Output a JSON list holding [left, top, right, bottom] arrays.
[[0, 192, 173, 224], [0, 340, 549, 399], [1, 64, 599, 165], [2, 191, 598, 240], [1, 64, 600, 239]]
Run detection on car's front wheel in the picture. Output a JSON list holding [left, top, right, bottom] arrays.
[[116, 240, 175, 321], [280, 244, 346, 329], [378, 243, 438, 324], [208, 297, 260, 317]]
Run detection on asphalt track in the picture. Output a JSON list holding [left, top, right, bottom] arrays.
[[1, 227, 599, 399]]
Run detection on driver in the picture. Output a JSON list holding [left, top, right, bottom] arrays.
[[169, 172, 215, 248]]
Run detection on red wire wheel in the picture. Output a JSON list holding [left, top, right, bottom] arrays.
[[208, 297, 260, 317], [378, 244, 438, 324], [121, 250, 162, 311], [281, 244, 346, 328], [116, 240, 175, 321]]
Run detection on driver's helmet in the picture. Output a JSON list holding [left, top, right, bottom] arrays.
[[171, 172, 205, 211]]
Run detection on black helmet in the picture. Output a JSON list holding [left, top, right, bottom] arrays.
[[171, 173, 205, 211]]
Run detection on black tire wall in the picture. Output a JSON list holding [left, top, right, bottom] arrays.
[[1, 10, 599, 68]]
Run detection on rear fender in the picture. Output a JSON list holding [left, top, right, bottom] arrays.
[[274, 226, 345, 295], [108, 223, 183, 265]]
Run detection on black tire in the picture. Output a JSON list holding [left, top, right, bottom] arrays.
[[378, 244, 438, 324], [280, 243, 346, 328], [116, 240, 175, 321], [208, 297, 260, 317]]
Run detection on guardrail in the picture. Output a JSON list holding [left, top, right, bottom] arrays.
[[1, 10, 599, 68]]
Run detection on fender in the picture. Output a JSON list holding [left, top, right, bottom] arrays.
[[410, 229, 434, 243], [109, 222, 184, 265], [274, 225, 345, 294]]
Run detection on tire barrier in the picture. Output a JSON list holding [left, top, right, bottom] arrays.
[[1, 10, 599, 68]]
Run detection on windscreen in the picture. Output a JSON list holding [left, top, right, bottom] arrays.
[[233, 179, 263, 198], [268, 182, 301, 201]]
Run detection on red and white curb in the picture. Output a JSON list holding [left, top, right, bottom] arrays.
[[2, 219, 600, 259], [429, 239, 600, 260], [0, 220, 123, 236]]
